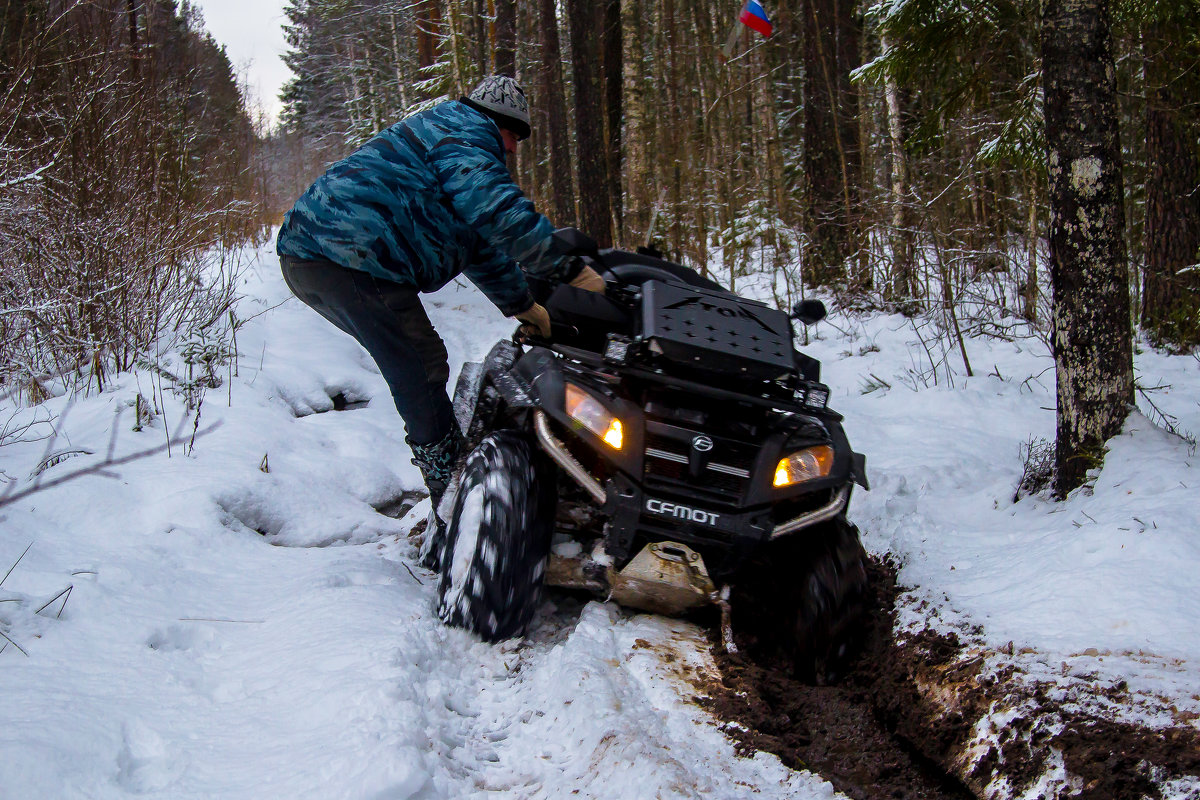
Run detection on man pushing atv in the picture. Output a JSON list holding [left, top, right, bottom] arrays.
[[276, 75, 604, 561], [278, 76, 870, 681]]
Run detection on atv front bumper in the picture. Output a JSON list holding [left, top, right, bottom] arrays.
[[533, 410, 851, 563]]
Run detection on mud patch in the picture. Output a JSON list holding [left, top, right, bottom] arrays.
[[1056, 721, 1200, 800], [702, 558, 973, 799], [702, 556, 1200, 800]]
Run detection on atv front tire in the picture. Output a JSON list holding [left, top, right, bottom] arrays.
[[733, 517, 869, 683], [436, 431, 556, 642]]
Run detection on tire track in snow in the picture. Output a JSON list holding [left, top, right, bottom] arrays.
[[415, 598, 836, 799]]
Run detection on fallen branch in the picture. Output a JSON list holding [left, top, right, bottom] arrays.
[[1, 542, 33, 587], [35, 585, 72, 618], [0, 628, 28, 657]]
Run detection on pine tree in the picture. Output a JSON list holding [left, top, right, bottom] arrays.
[[1140, 4, 1200, 348], [536, 0, 575, 226]]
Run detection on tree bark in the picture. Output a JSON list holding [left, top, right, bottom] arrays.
[[494, 0, 516, 77], [538, 0, 574, 226], [416, 0, 439, 72], [1141, 21, 1200, 348], [802, 0, 848, 284], [881, 33, 916, 305], [1042, 0, 1134, 497], [621, 0, 649, 241], [566, 0, 612, 247], [1023, 171, 1039, 323], [836, 0, 864, 289], [602, 0, 623, 242]]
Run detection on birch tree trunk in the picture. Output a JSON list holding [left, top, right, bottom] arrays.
[[1042, 0, 1134, 497], [881, 33, 916, 304]]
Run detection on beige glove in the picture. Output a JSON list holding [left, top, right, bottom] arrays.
[[514, 302, 552, 338], [568, 264, 606, 294]]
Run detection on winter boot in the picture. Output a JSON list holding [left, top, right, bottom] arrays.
[[408, 427, 465, 570]]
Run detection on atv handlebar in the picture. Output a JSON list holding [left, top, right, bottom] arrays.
[[512, 320, 581, 346]]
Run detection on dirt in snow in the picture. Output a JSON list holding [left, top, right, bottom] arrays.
[[699, 557, 1200, 800]]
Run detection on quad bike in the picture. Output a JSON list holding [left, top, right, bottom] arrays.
[[434, 229, 870, 680]]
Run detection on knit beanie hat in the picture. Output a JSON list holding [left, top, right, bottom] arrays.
[[463, 75, 531, 140]]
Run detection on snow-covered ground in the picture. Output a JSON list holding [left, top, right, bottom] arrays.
[[1, 241, 1197, 798]]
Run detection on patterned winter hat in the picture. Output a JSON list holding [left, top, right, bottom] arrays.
[[464, 75, 531, 140]]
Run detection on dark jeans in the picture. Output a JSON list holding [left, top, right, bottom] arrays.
[[279, 255, 454, 446]]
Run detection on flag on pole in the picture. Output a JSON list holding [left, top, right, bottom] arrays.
[[738, 1, 773, 37]]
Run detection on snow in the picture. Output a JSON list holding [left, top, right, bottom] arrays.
[[1, 241, 1197, 797], [810, 312, 1200, 667], [442, 481, 486, 621]]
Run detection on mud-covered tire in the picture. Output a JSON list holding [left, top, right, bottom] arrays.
[[436, 431, 556, 642], [732, 517, 869, 683]]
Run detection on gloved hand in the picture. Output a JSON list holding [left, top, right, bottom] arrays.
[[514, 302, 552, 338], [568, 264, 606, 294]]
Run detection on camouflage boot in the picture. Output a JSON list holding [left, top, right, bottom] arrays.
[[408, 428, 464, 570]]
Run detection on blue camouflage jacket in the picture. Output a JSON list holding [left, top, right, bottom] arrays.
[[277, 100, 571, 316]]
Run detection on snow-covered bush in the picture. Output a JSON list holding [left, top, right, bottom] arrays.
[[0, 1, 261, 405]]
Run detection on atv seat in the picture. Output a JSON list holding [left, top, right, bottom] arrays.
[[545, 283, 633, 350], [600, 254, 729, 294]]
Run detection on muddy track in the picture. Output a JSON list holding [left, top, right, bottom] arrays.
[[702, 559, 974, 799], [701, 557, 1200, 800]]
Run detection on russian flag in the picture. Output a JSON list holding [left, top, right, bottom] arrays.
[[739, 1, 772, 37]]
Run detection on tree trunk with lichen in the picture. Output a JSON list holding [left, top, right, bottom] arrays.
[[1042, 0, 1134, 497]]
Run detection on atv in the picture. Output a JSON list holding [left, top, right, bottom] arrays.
[[434, 229, 870, 680]]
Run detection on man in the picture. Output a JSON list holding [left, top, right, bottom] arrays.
[[277, 75, 604, 563]]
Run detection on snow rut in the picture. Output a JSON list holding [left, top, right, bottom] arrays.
[[418, 599, 828, 799]]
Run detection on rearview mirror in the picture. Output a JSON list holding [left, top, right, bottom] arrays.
[[791, 299, 827, 325]]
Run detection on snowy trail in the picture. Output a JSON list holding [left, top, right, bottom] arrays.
[[3, 242, 1197, 798], [0, 246, 836, 799]]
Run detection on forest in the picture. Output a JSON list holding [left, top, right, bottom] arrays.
[[275, 0, 1198, 343], [2, 0, 1199, 493]]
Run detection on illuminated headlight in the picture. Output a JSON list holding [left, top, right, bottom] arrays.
[[805, 386, 829, 410], [774, 445, 834, 487], [565, 383, 624, 450]]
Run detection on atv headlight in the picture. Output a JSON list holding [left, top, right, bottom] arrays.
[[565, 383, 624, 450], [774, 445, 834, 487]]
